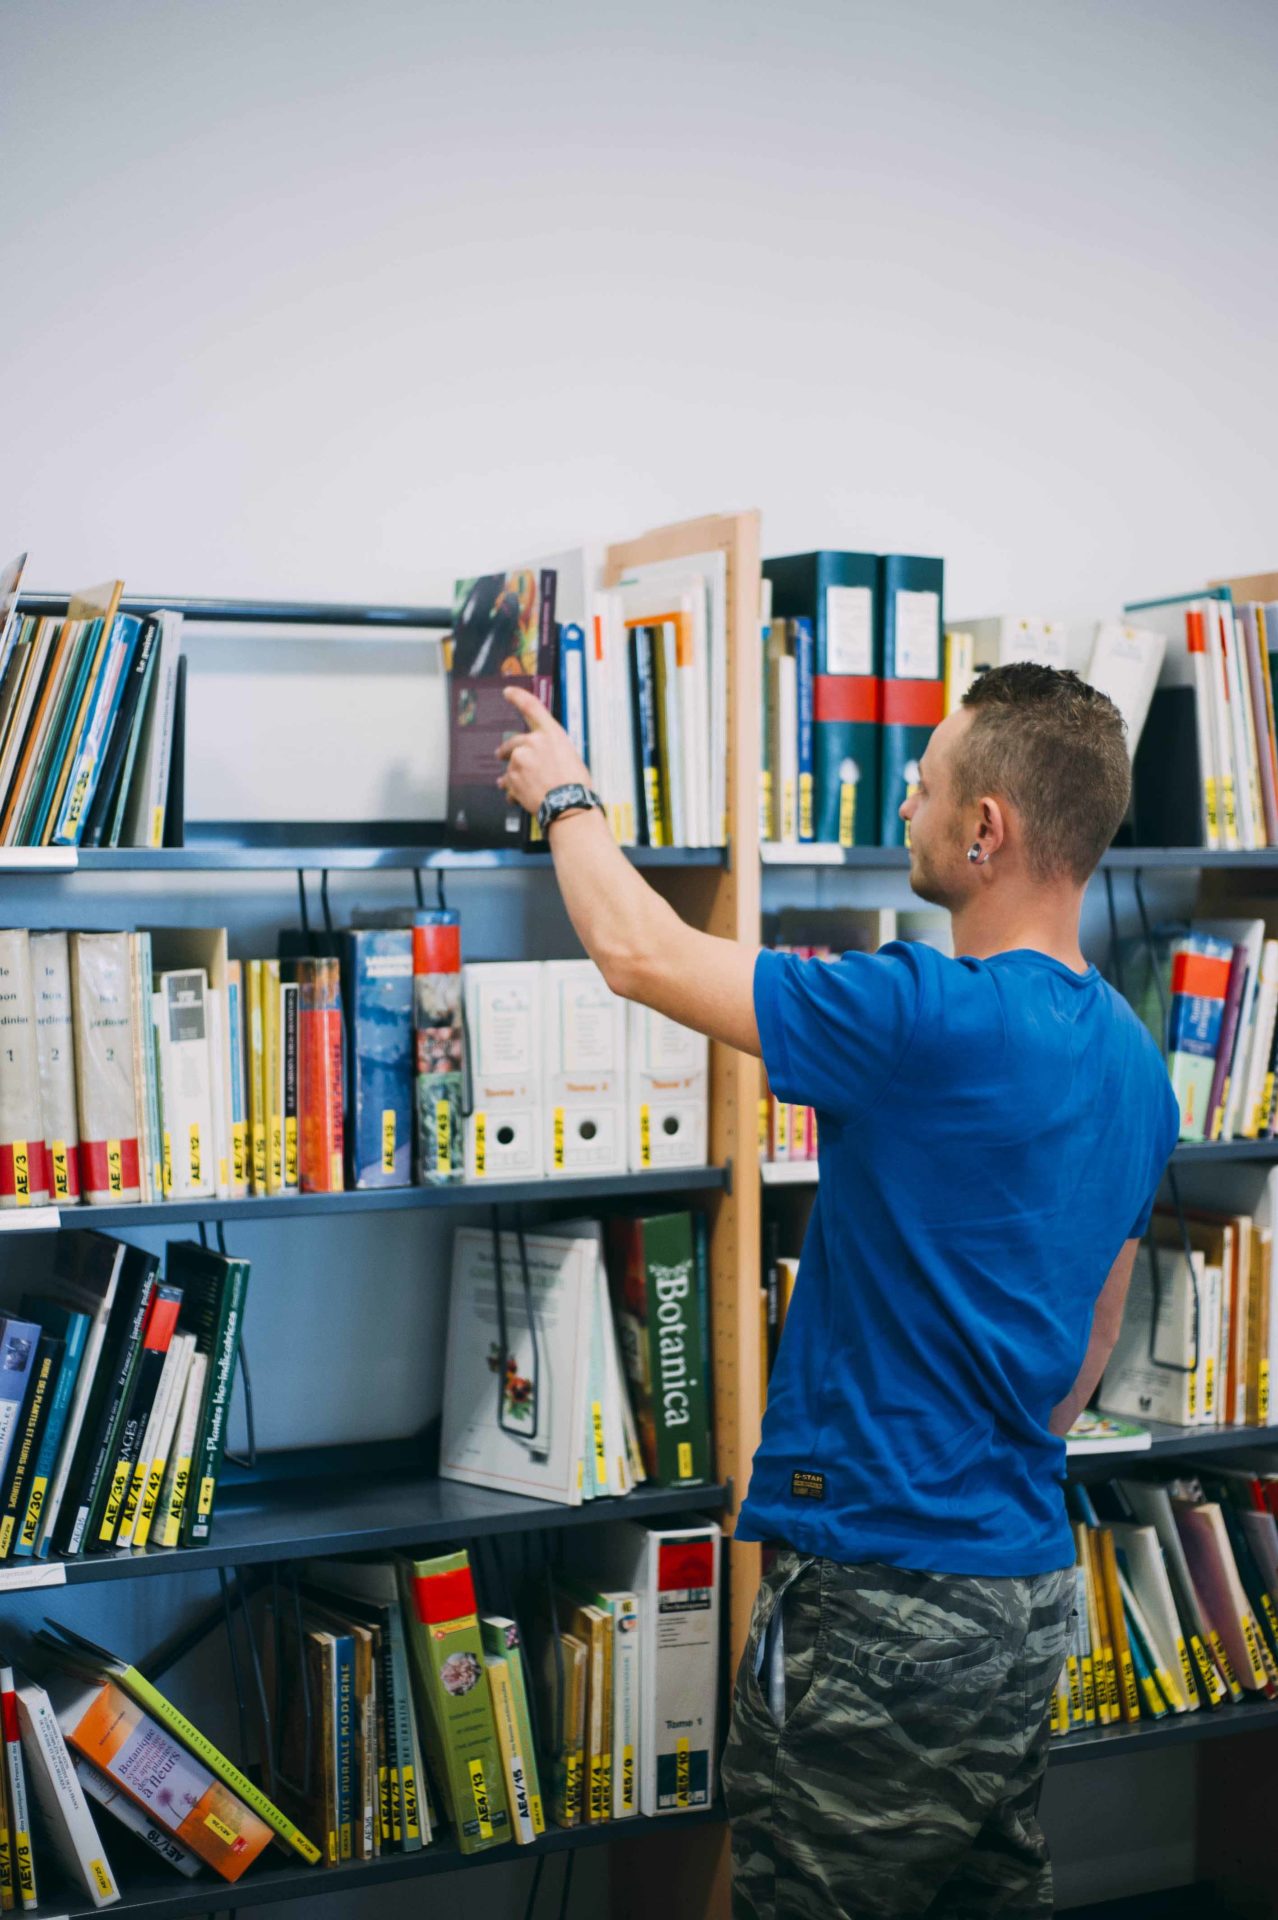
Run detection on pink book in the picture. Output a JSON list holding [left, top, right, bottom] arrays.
[[1175, 1500, 1268, 1692]]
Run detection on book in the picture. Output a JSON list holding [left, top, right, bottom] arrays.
[[439, 1226, 597, 1505], [0, 932, 50, 1209], [123, 1330, 193, 1550], [479, 1618, 544, 1841], [445, 568, 556, 847], [154, 970, 216, 1200], [397, 1549, 510, 1854], [0, 1671, 35, 1911], [1175, 1500, 1270, 1693], [11, 1302, 88, 1559], [463, 961, 543, 1181], [168, 1242, 249, 1547], [79, 614, 158, 849], [0, 1330, 63, 1559], [263, 958, 282, 1192], [480, 1635, 538, 1845], [535, 1629, 586, 1828], [1085, 621, 1166, 756], [225, 960, 249, 1194], [555, 1594, 610, 1823], [626, 1003, 708, 1171], [298, 956, 344, 1193], [104, 1299, 185, 1553], [763, 552, 881, 847], [765, 618, 797, 844], [50, 1673, 274, 1881], [69, 933, 142, 1203], [39, 1622, 321, 1863], [340, 931, 413, 1191], [51, 614, 145, 846], [29, 931, 80, 1204], [247, 959, 268, 1194], [53, 1246, 159, 1557], [412, 914, 463, 1184], [153, 1348, 208, 1548], [879, 555, 945, 847], [280, 975, 300, 1191], [13, 1678, 118, 1907], [608, 1212, 712, 1487], [962, 615, 1069, 673], [1166, 934, 1233, 1140], [75, 1759, 201, 1876], [1126, 592, 1237, 850], [628, 623, 666, 846], [120, 609, 183, 849], [1064, 1410, 1151, 1455]]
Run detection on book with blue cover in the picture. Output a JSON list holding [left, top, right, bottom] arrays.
[[879, 554, 945, 847], [340, 929, 413, 1189], [11, 1302, 89, 1558]]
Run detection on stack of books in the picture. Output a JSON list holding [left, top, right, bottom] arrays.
[[1162, 917, 1278, 1144], [1052, 1472, 1278, 1739], [439, 1211, 715, 1506], [0, 921, 711, 1212], [0, 559, 183, 852], [0, 1231, 247, 1564], [444, 548, 728, 850]]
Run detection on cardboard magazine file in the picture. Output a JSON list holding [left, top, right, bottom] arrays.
[[463, 962, 544, 1181], [626, 1003, 708, 1172], [542, 961, 627, 1178]]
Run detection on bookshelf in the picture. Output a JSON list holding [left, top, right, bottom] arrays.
[[2, 523, 760, 1920]]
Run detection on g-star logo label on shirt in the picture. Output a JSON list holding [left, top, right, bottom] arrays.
[[790, 1469, 826, 1501]]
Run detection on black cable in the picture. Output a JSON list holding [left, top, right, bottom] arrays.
[[522, 1853, 546, 1920], [413, 868, 425, 911], [296, 870, 310, 935], [1103, 868, 1126, 999], [557, 1849, 576, 1920], [436, 867, 448, 913]]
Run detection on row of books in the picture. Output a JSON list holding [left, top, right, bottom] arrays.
[[445, 546, 728, 849], [0, 559, 183, 851], [1052, 1469, 1278, 1739], [1163, 915, 1278, 1143], [440, 1211, 714, 1507], [758, 907, 948, 1163], [0, 1231, 245, 1565], [0, 1519, 722, 1904], [0, 920, 709, 1210], [1100, 1172, 1276, 1431]]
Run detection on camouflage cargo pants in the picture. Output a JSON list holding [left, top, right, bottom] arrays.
[[722, 1551, 1075, 1919]]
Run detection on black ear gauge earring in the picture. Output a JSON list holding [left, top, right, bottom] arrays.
[[967, 842, 982, 863]]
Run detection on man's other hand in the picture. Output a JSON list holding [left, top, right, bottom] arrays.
[[496, 687, 592, 816]]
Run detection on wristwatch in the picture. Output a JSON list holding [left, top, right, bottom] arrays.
[[537, 782, 606, 836]]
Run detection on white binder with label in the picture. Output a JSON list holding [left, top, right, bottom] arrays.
[[626, 1004, 708, 1171], [542, 961, 627, 1178], [464, 962, 544, 1181]]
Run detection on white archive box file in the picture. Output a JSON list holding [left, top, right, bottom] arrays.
[[542, 960, 628, 1177], [464, 961, 544, 1180], [626, 1003, 708, 1171]]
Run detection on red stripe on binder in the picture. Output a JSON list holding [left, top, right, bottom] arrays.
[[881, 679, 945, 728], [414, 1564, 477, 1625], [1186, 609, 1206, 655], [1170, 950, 1231, 999], [413, 922, 460, 972], [0, 1141, 49, 1201], [1, 1688, 17, 1745], [812, 675, 880, 724], [658, 1539, 715, 1591], [81, 1137, 141, 1196]]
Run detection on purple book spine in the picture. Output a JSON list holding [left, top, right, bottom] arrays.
[[1205, 944, 1249, 1140]]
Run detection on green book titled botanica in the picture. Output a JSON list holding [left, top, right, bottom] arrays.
[[607, 1212, 712, 1487]]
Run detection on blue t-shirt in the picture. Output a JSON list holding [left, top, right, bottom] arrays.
[[739, 940, 1180, 1577]]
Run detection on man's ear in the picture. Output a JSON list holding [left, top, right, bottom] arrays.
[[979, 795, 1006, 855]]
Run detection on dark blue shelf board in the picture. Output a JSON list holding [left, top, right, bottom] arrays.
[[40, 1802, 726, 1917], [21, 1474, 730, 1589], [1050, 1694, 1278, 1765], [16, 593, 454, 629], [1171, 1140, 1278, 1164], [1067, 1421, 1278, 1473], [1, 1165, 729, 1233]]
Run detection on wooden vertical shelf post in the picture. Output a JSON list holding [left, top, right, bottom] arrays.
[[604, 510, 764, 1919]]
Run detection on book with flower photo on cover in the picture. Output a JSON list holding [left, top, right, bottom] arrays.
[[444, 569, 557, 847]]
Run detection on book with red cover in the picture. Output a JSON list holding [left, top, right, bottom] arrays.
[[1204, 943, 1250, 1141], [298, 957, 344, 1194], [445, 569, 556, 849]]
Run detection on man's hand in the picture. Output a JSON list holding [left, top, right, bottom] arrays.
[[496, 687, 592, 816]]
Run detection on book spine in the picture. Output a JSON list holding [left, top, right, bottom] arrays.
[[226, 968, 249, 1194], [247, 959, 267, 1194], [155, 1350, 206, 1549], [1205, 945, 1249, 1142], [402, 1554, 510, 1854], [183, 1261, 249, 1547], [486, 1657, 537, 1844], [29, 930, 80, 1202], [629, 627, 664, 847], [558, 623, 589, 766], [281, 979, 299, 1190], [264, 960, 282, 1192], [640, 1214, 711, 1486], [116, 1325, 186, 1549], [0, 1335, 59, 1560], [878, 555, 945, 847], [343, 932, 413, 1189], [413, 915, 463, 1185], [76, 1759, 202, 1878], [93, 1282, 182, 1551], [794, 616, 815, 843], [14, 1315, 87, 1558], [1, 1677, 35, 1911], [333, 1635, 354, 1861], [300, 958, 344, 1193], [70, 932, 141, 1203], [0, 932, 50, 1208], [58, 1268, 157, 1556]]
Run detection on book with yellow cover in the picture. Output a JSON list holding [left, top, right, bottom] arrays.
[[263, 959, 283, 1193], [247, 960, 267, 1195], [557, 1595, 610, 1824], [481, 1648, 537, 1846], [537, 1630, 586, 1830], [38, 1623, 321, 1866]]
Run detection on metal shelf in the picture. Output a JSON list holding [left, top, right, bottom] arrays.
[[0, 1165, 729, 1233], [0, 1474, 729, 1592], [1050, 1694, 1278, 1766], [761, 1144, 1278, 1189], [39, 1802, 726, 1917], [760, 845, 1278, 872], [0, 843, 728, 875]]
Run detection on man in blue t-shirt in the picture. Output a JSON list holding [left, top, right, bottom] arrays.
[[497, 661, 1179, 1918]]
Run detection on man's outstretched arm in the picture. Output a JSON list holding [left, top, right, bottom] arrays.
[[1048, 1238, 1139, 1437], [497, 686, 761, 1055]]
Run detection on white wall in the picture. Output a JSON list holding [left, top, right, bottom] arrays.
[[4, 1, 1277, 1912]]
